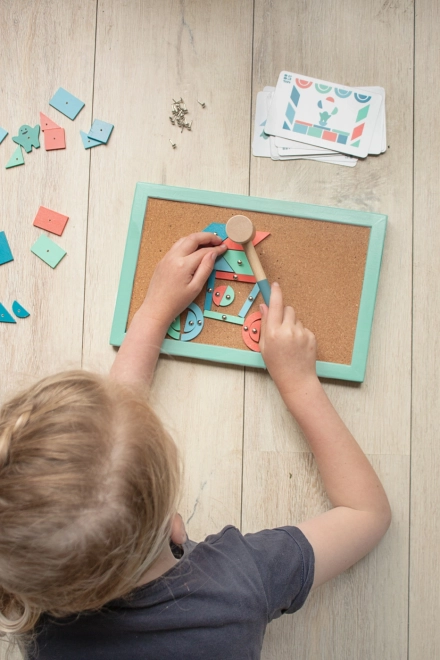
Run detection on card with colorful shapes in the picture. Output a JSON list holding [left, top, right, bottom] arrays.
[[264, 71, 384, 158]]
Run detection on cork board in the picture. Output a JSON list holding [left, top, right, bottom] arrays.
[[111, 183, 387, 382]]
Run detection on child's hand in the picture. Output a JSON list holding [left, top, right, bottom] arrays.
[[259, 282, 318, 399], [141, 232, 227, 330]]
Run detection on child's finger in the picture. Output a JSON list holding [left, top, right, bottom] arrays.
[[266, 282, 284, 329], [186, 244, 226, 274], [283, 305, 296, 325], [176, 232, 224, 256], [190, 251, 218, 290]]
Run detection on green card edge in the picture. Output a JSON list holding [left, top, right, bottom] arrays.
[[110, 183, 387, 383]]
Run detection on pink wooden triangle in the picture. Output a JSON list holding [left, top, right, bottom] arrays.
[[39, 112, 61, 131], [223, 231, 271, 251]]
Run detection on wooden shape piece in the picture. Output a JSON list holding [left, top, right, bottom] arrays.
[[49, 87, 85, 120], [0, 304, 16, 324], [215, 271, 256, 283], [33, 206, 69, 236], [0, 127, 8, 144], [202, 223, 228, 240], [12, 301, 30, 318], [0, 231, 13, 265], [80, 130, 103, 149], [223, 231, 271, 251], [31, 235, 66, 268], [242, 311, 262, 352], [5, 145, 24, 168], [44, 127, 66, 151], [39, 113, 61, 131], [87, 119, 114, 144], [223, 249, 254, 275], [12, 125, 40, 153]]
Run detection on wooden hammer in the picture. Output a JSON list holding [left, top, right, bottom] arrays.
[[226, 215, 271, 305]]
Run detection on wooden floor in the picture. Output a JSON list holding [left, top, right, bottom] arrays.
[[0, 1, 438, 658]]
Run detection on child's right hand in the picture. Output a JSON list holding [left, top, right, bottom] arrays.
[[259, 282, 318, 399]]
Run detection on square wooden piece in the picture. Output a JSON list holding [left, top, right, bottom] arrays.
[[44, 127, 66, 151]]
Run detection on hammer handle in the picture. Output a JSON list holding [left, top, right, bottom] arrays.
[[243, 242, 271, 305]]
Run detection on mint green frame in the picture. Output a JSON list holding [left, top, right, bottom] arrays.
[[110, 183, 387, 382]]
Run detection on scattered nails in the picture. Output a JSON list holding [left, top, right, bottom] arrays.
[[169, 140, 176, 149]]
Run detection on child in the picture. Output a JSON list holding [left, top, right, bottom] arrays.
[[0, 232, 391, 659]]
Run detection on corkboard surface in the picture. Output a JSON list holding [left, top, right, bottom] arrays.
[[128, 198, 371, 365]]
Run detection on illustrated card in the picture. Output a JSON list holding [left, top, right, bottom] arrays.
[[265, 72, 384, 158]]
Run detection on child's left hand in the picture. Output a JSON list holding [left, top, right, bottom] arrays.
[[141, 232, 227, 330]]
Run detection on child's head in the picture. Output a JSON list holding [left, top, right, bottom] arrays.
[[0, 370, 181, 635]]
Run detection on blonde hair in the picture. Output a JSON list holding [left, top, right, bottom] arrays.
[[0, 370, 181, 637]]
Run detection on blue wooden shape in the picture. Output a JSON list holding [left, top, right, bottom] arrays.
[[12, 301, 30, 318], [214, 255, 233, 272], [87, 119, 114, 144], [202, 223, 228, 240], [49, 88, 85, 120], [256, 279, 271, 305], [80, 130, 102, 150], [12, 125, 40, 153], [5, 146, 24, 169], [0, 231, 13, 265], [181, 303, 204, 341], [0, 303, 16, 323], [238, 283, 260, 317], [0, 127, 8, 144], [204, 270, 216, 310]]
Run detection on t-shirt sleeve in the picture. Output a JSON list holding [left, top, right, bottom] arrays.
[[242, 526, 315, 621]]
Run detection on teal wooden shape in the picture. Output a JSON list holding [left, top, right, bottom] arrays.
[[223, 249, 253, 275], [31, 235, 66, 268], [50, 87, 85, 120], [12, 125, 40, 153], [219, 285, 235, 307], [0, 127, 8, 144], [0, 231, 13, 265], [110, 183, 387, 382], [204, 310, 244, 325], [202, 223, 228, 240], [12, 301, 30, 318], [5, 146, 24, 169], [80, 130, 102, 149], [256, 278, 271, 306], [238, 283, 260, 317], [0, 303, 16, 323], [88, 119, 114, 144]]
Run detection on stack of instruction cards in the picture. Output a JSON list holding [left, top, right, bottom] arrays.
[[253, 72, 386, 167]]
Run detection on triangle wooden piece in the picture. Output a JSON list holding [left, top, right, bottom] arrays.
[[39, 112, 61, 131], [5, 146, 24, 169], [223, 231, 271, 251]]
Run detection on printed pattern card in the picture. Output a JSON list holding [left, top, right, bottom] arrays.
[[265, 72, 384, 158]]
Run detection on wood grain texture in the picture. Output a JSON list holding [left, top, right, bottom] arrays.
[[83, 0, 253, 535], [410, 0, 440, 656], [0, 2, 97, 657], [243, 452, 409, 660], [0, 0, 96, 402], [247, 0, 413, 657], [251, 0, 413, 457]]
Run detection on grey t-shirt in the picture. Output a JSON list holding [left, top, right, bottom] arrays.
[[31, 525, 314, 660]]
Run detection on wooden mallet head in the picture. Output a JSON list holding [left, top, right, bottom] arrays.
[[226, 215, 256, 245]]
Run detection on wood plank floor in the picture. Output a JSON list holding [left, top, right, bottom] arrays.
[[0, 1, 436, 658]]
